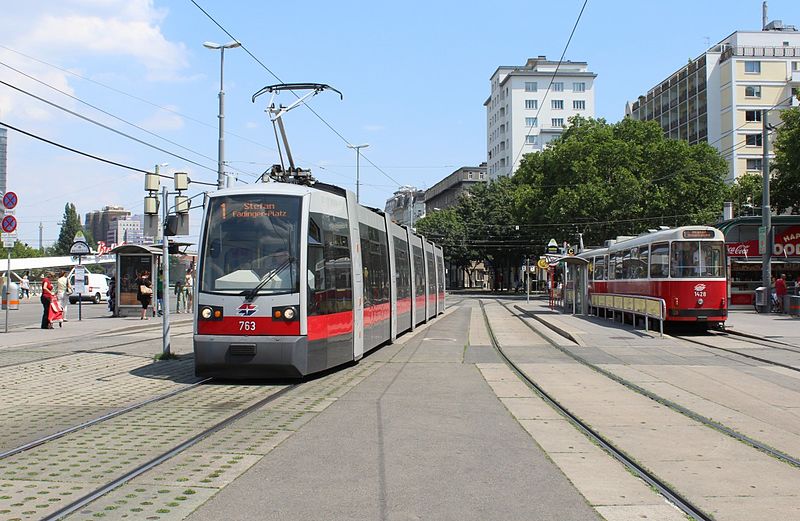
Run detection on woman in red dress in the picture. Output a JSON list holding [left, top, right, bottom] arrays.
[[40, 273, 56, 329]]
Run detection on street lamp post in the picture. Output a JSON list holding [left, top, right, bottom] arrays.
[[204, 40, 241, 190], [347, 143, 369, 203]]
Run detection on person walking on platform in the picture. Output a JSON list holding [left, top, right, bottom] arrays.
[[184, 270, 194, 313], [56, 270, 72, 322], [40, 273, 56, 329], [776, 274, 787, 313], [20, 273, 30, 299], [174, 277, 185, 313], [137, 271, 153, 320]]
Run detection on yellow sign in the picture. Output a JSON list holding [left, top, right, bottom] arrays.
[[537, 259, 549, 269]]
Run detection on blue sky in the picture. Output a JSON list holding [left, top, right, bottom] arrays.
[[0, 0, 795, 247]]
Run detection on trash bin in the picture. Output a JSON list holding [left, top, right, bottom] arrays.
[[754, 287, 766, 310], [789, 295, 800, 317], [1, 282, 19, 310]]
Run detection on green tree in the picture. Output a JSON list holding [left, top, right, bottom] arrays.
[[514, 116, 729, 246], [9, 241, 43, 259], [54, 203, 83, 255], [727, 173, 763, 217], [771, 106, 800, 214], [414, 208, 470, 273]]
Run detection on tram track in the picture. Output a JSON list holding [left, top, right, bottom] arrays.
[[505, 301, 800, 468], [0, 377, 210, 461], [673, 332, 800, 373], [40, 383, 297, 521], [477, 299, 715, 521]]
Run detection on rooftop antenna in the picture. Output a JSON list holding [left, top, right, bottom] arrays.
[[251, 83, 343, 185]]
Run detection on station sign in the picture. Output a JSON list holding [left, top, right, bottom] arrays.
[[74, 265, 86, 294], [70, 231, 91, 256], [545, 238, 559, 255]]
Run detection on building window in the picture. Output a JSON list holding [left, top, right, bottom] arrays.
[[552, 118, 564, 127], [573, 82, 586, 92], [526, 135, 538, 145], [793, 61, 800, 72], [745, 134, 763, 147], [525, 82, 537, 92], [745, 85, 761, 98], [525, 117, 538, 127], [479, 173, 485, 180], [744, 61, 761, 74], [551, 100, 564, 109], [525, 99, 538, 109], [746, 158, 763, 171], [745, 110, 762, 122], [553, 82, 564, 92], [573, 100, 586, 110]]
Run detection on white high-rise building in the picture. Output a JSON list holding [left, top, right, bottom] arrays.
[[626, 18, 800, 183], [485, 56, 597, 179]]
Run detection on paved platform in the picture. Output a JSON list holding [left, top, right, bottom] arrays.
[[515, 297, 800, 348], [187, 304, 603, 521]]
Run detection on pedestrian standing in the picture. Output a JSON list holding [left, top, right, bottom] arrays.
[[175, 277, 185, 313], [108, 277, 116, 316], [137, 271, 153, 320], [184, 270, 194, 313], [776, 273, 787, 313], [56, 270, 72, 322], [40, 273, 55, 329], [156, 271, 164, 317], [20, 273, 30, 299]]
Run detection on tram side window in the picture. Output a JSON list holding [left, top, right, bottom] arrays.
[[650, 242, 669, 278], [426, 250, 436, 297], [308, 213, 352, 316], [360, 224, 390, 308], [593, 256, 605, 280], [670, 241, 699, 278], [393, 237, 411, 300], [614, 252, 623, 280], [607, 254, 616, 280], [412, 245, 425, 297], [701, 242, 725, 277], [639, 246, 650, 278], [622, 249, 632, 279]]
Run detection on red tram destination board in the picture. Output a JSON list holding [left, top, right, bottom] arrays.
[[2, 191, 18, 210]]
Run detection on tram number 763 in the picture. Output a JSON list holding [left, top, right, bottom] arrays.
[[239, 321, 257, 331]]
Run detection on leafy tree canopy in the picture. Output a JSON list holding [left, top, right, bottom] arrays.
[[513, 116, 729, 248], [54, 203, 83, 256], [771, 106, 800, 214]]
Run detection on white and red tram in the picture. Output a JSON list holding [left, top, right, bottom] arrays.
[[193, 182, 445, 379], [579, 226, 727, 325]]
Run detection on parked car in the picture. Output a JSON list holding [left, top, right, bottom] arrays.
[[69, 273, 110, 304]]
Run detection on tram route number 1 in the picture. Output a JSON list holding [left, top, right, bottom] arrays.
[[239, 320, 257, 331]]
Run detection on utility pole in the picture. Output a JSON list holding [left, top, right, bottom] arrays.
[[760, 108, 772, 313], [161, 185, 171, 356], [204, 41, 241, 190], [347, 143, 369, 203], [38, 221, 43, 252]]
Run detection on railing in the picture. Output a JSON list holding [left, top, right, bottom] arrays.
[[589, 293, 666, 337], [721, 45, 800, 62]]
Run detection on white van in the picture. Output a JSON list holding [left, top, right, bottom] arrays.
[[69, 273, 110, 304]]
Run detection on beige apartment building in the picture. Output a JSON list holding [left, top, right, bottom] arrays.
[[626, 20, 800, 183]]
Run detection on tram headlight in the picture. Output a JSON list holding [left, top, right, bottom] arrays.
[[283, 307, 296, 320], [199, 305, 223, 321], [201, 307, 213, 319]]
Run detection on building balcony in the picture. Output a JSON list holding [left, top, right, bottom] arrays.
[[720, 45, 800, 62]]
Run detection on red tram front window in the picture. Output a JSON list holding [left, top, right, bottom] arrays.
[[669, 241, 725, 278]]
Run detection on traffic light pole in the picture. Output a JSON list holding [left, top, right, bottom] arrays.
[[761, 109, 771, 313], [161, 186, 171, 356]]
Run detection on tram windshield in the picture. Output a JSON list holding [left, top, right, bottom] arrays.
[[200, 194, 301, 294], [669, 241, 725, 278]]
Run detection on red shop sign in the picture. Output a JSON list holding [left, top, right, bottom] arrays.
[[726, 225, 800, 258]]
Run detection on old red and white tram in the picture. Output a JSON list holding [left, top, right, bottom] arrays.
[[579, 226, 727, 325], [193, 182, 445, 379]]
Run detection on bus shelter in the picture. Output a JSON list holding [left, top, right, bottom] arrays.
[[109, 244, 161, 317], [549, 256, 591, 315]]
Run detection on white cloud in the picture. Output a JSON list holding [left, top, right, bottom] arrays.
[[139, 105, 185, 132]]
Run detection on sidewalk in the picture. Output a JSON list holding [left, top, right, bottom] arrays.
[[516, 297, 800, 348]]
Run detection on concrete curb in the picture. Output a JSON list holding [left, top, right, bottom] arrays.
[[513, 305, 583, 346]]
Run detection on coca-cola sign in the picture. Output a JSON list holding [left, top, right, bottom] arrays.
[[727, 241, 756, 257]]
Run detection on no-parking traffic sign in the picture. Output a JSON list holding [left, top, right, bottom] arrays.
[[2, 191, 17, 210], [1, 215, 16, 234]]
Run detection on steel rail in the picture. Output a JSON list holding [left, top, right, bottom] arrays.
[[675, 334, 800, 374], [42, 383, 297, 521], [478, 300, 715, 521], [0, 377, 211, 461], [508, 302, 800, 468]]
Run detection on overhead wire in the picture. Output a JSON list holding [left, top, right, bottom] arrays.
[[0, 59, 259, 181], [512, 0, 589, 167], [188, 0, 403, 187]]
